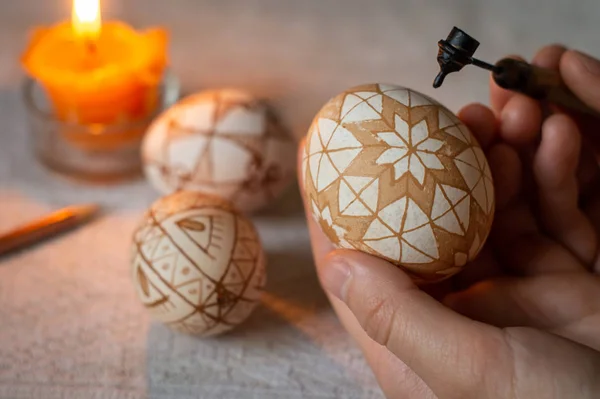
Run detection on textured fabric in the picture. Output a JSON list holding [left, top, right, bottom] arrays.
[[1, 0, 599, 397]]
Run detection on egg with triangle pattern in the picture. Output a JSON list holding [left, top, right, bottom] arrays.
[[130, 190, 266, 336], [301, 83, 495, 284], [142, 88, 296, 214]]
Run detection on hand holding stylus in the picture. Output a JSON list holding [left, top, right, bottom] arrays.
[[300, 45, 600, 398], [434, 27, 600, 119]]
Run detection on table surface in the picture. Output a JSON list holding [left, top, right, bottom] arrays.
[[1, 1, 599, 398]]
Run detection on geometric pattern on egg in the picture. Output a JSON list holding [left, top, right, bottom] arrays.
[[302, 83, 495, 284], [130, 191, 266, 337], [142, 88, 296, 213]]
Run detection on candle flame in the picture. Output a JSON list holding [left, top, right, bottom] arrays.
[[72, 0, 101, 40]]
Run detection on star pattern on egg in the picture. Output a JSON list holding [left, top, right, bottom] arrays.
[[303, 83, 495, 283], [375, 115, 445, 185]]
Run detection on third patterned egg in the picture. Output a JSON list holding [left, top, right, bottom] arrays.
[[130, 191, 266, 336], [302, 83, 495, 283]]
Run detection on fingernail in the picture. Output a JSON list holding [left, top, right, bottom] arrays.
[[573, 51, 600, 76], [321, 258, 352, 301]]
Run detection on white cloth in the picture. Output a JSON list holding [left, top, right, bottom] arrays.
[[1, 0, 599, 397]]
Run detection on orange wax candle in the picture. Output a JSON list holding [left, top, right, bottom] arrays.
[[21, 0, 168, 149]]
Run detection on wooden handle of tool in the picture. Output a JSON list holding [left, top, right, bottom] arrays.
[[492, 58, 600, 118]]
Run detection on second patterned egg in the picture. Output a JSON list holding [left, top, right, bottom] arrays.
[[142, 88, 296, 213]]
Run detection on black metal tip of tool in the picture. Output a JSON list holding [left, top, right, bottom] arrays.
[[434, 27, 481, 88], [432, 71, 445, 88]]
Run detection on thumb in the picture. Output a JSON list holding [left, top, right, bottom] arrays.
[[560, 50, 600, 111], [321, 249, 511, 398]]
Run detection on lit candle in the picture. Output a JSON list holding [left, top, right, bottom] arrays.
[[72, 0, 102, 42], [21, 0, 168, 149]]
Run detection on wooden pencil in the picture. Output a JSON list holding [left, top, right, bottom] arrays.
[[0, 204, 99, 257]]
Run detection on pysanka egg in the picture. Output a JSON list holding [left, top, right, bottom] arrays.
[[142, 88, 296, 213], [130, 191, 266, 336], [302, 84, 495, 283]]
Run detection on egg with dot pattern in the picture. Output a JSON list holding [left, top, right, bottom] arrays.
[[302, 84, 495, 283], [130, 191, 266, 336]]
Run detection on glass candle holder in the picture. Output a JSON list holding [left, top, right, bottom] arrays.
[[22, 71, 180, 183]]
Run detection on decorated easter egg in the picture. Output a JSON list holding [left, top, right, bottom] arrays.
[[302, 84, 495, 283], [142, 88, 296, 213], [130, 191, 266, 336]]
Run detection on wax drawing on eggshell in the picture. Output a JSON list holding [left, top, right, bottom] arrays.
[[130, 191, 266, 336], [302, 83, 495, 283], [142, 89, 296, 213]]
